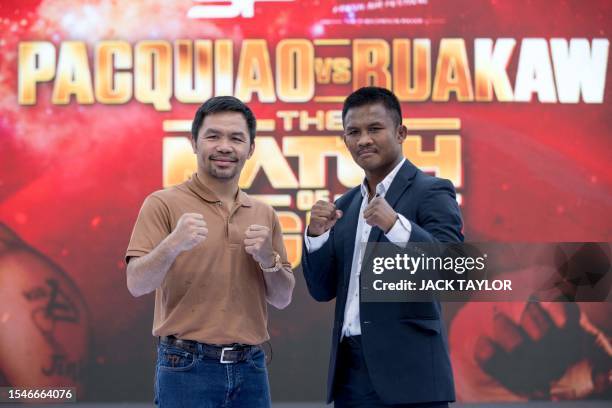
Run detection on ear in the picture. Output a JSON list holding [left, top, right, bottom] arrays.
[[190, 136, 197, 154], [397, 124, 408, 144], [247, 139, 255, 159]]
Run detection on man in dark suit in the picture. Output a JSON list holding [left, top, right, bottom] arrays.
[[302, 87, 463, 407]]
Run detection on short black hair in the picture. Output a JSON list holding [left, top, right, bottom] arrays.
[[191, 96, 256, 144], [342, 87, 403, 127]]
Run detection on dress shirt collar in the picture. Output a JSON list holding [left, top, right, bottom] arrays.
[[359, 157, 406, 199]]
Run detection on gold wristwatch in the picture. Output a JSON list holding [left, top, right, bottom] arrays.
[[259, 252, 282, 273]]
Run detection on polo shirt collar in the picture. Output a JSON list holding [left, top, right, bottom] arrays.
[[187, 173, 252, 207]]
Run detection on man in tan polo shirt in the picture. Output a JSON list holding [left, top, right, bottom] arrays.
[[125, 96, 294, 407]]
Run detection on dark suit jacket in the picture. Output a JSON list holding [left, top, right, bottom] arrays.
[[301, 160, 464, 405]]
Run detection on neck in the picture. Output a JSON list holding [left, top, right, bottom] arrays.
[[197, 169, 239, 202], [365, 156, 403, 196]]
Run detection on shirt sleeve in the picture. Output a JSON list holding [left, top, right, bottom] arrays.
[[303, 229, 331, 253], [384, 213, 412, 248], [125, 194, 172, 263]]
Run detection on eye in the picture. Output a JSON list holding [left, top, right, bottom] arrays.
[[368, 127, 382, 133], [206, 134, 219, 139], [232, 136, 245, 142]]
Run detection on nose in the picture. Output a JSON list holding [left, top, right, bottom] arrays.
[[215, 139, 233, 153], [356, 133, 373, 148]]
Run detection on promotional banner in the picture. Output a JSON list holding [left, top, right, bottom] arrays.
[[0, 0, 610, 402]]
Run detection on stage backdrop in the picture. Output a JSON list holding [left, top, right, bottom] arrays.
[[0, 0, 610, 402]]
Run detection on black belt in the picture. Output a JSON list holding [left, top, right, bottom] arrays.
[[159, 335, 259, 364]]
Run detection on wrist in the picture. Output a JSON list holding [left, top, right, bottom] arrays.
[[260, 252, 281, 272], [384, 213, 398, 233], [260, 253, 276, 269], [163, 234, 184, 256], [307, 225, 323, 237]]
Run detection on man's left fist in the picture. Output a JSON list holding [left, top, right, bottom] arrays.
[[363, 196, 398, 233], [244, 225, 275, 267]]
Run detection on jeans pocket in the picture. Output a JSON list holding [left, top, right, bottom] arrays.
[[247, 348, 267, 372], [158, 345, 197, 372]]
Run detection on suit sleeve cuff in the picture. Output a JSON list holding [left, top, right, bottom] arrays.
[[304, 229, 330, 253], [384, 214, 412, 248]]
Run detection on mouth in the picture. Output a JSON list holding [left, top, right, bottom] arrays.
[[210, 157, 238, 167], [357, 149, 377, 158]]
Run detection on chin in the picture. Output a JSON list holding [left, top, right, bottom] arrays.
[[207, 166, 237, 179], [357, 157, 381, 171], [211, 171, 237, 179]]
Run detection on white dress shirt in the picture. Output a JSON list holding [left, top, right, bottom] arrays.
[[304, 158, 412, 338]]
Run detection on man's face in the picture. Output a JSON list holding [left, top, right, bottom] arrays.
[[192, 112, 254, 180], [343, 103, 406, 172]]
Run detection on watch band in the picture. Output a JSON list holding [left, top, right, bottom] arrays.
[[259, 252, 281, 273]]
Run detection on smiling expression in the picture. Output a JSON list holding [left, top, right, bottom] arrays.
[[192, 112, 255, 181]]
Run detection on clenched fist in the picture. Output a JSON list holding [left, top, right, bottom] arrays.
[[363, 196, 397, 233], [307, 200, 343, 237], [244, 225, 275, 267], [450, 254, 612, 403], [473, 302, 611, 399], [169, 213, 208, 252]]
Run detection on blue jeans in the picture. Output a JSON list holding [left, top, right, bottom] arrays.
[[154, 342, 271, 408]]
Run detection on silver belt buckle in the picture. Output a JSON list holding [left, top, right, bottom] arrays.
[[220, 346, 235, 364]]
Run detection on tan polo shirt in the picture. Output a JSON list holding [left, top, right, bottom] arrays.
[[125, 173, 291, 345]]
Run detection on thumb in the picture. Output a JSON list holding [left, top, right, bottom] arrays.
[[335, 210, 343, 219]]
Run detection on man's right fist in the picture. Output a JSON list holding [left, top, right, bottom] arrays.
[[307, 200, 343, 237], [170, 213, 208, 252]]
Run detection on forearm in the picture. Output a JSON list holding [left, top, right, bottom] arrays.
[[126, 236, 181, 297], [410, 179, 464, 243], [263, 267, 295, 309], [302, 242, 337, 302]]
